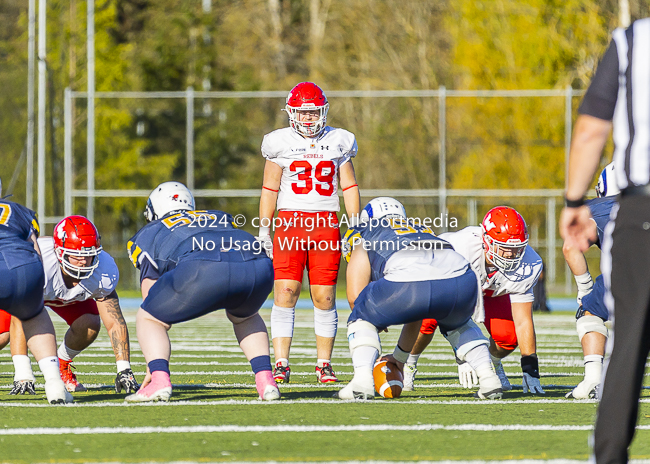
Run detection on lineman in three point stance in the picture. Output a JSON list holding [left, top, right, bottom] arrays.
[[257, 82, 360, 384], [0, 179, 72, 404], [5, 215, 138, 395], [337, 197, 502, 400], [403, 207, 545, 395], [563, 163, 618, 399], [126, 182, 279, 402]]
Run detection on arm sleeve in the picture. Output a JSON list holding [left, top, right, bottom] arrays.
[[509, 287, 535, 304], [261, 134, 279, 160], [578, 40, 620, 121]]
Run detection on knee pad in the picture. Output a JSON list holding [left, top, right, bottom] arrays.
[[314, 307, 338, 338], [576, 315, 608, 342], [347, 319, 381, 356], [443, 319, 489, 362], [270, 305, 295, 339]]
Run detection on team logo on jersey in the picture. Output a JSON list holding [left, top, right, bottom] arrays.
[[321, 145, 329, 150], [310, 143, 316, 149]]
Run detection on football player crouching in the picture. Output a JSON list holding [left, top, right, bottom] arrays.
[[403, 207, 545, 395], [335, 197, 502, 400], [7, 215, 138, 395], [125, 182, 279, 402]]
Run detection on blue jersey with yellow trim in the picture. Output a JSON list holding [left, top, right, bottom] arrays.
[[0, 199, 41, 268], [0, 200, 40, 244], [586, 197, 616, 248], [127, 210, 264, 281], [345, 218, 452, 282]]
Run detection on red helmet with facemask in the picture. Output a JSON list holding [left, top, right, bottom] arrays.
[[481, 206, 528, 272], [284, 82, 329, 138], [53, 215, 102, 280]]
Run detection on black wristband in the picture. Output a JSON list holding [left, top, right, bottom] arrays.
[[521, 354, 540, 378], [564, 196, 585, 208]]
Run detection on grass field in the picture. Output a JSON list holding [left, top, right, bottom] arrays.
[[1, 305, 649, 463]]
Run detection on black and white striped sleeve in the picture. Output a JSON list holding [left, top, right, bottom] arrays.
[[579, 40, 620, 121]]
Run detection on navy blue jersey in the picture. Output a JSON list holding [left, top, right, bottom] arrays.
[[344, 218, 452, 282], [0, 200, 41, 268], [587, 197, 617, 248], [128, 210, 265, 282]]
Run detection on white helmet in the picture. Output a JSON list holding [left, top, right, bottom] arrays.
[[595, 163, 620, 198], [144, 182, 195, 222], [360, 197, 407, 223]]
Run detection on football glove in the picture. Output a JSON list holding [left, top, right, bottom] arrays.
[[115, 369, 140, 394], [521, 354, 545, 395], [9, 380, 36, 395], [255, 235, 273, 259], [456, 357, 478, 389]]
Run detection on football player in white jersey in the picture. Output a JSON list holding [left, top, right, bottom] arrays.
[[403, 207, 545, 395], [6, 215, 138, 395], [257, 82, 360, 384]]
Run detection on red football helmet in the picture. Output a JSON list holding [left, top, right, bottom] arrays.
[[481, 206, 528, 272], [284, 82, 329, 137], [53, 215, 102, 280]]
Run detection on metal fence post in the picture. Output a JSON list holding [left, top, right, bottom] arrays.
[[546, 197, 556, 284], [64, 87, 72, 216], [186, 86, 195, 190], [87, 0, 95, 221], [565, 85, 573, 190], [439, 85, 447, 229]]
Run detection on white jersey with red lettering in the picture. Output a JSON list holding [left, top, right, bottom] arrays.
[[38, 237, 119, 307], [261, 126, 357, 212], [439, 226, 543, 321]]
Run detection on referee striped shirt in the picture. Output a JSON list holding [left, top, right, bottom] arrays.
[[579, 18, 650, 189]]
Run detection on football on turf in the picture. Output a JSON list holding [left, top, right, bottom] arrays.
[[373, 359, 404, 398]]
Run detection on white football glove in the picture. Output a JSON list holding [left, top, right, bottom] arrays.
[[256, 235, 273, 259], [457, 359, 478, 389], [522, 372, 545, 394]]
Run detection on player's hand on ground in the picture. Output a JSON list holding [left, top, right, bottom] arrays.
[[115, 369, 140, 393], [255, 235, 273, 259], [522, 372, 545, 394], [9, 380, 36, 395], [456, 359, 478, 388]]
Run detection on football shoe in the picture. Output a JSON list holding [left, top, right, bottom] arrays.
[[402, 364, 417, 391], [566, 379, 599, 399], [316, 363, 339, 383], [59, 359, 87, 392], [45, 379, 74, 404], [493, 360, 512, 391], [334, 378, 375, 400], [125, 372, 172, 403], [273, 362, 291, 384]]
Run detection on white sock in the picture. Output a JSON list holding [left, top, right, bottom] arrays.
[[12, 355, 35, 382], [275, 358, 289, 367], [317, 358, 330, 368], [584, 354, 603, 383], [314, 307, 338, 338], [57, 343, 82, 362], [352, 346, 379, 371], [466, 345, 492, 372], [116, 360, 131, 373], [406, 353, 420, 366], [271, 305, 295, 339], [38, 356, 61, 383]]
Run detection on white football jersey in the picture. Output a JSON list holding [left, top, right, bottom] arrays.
[[440, 226, 543, 303], [261, 126, 357, 212], [38, 237, 119, 306]]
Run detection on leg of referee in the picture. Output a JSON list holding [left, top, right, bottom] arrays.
[[594, 196, 650, 463]]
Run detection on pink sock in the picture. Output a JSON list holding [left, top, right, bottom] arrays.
[[255, 370, 277, 398]]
